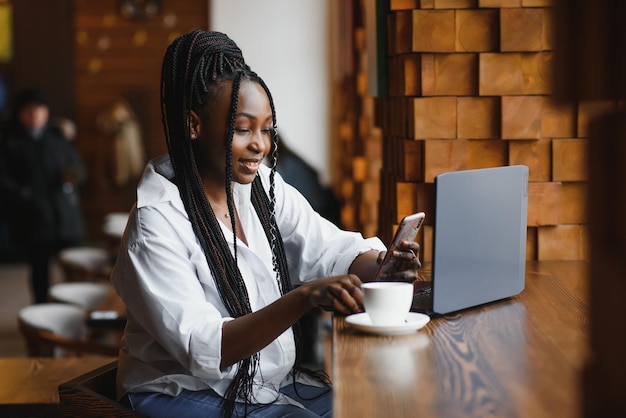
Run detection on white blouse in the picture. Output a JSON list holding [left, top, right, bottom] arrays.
[[111, 154, 385, 405]]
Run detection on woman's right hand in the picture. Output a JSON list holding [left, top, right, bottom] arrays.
[[300, 274, 364, 315]]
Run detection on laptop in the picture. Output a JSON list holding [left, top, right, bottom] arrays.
[[411, 165, 529, 315]]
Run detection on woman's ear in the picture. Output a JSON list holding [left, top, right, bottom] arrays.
[[189, 110, 201, 140]]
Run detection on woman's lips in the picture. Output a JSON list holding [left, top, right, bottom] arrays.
[[239, 159, 260, 174]]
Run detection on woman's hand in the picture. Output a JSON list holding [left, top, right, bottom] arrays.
[[376, 240, 421, 282], [300, 274, 364, 315]]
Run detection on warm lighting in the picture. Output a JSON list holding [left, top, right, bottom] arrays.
[[120, 0, 161, 20]]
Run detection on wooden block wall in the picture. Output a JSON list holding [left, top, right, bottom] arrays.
[[369, 0, 621, 261]]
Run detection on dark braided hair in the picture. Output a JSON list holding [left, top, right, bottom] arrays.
[[160, 30, 322, 417]]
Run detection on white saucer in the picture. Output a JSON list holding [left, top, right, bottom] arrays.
[[345, 312, 430, 336]]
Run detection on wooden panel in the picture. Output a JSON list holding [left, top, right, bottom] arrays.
[[528, 181, 562, 226], [340, 0, 589, 263], [479, 52, 552, 95], [537, 225, 589, 260], [552, 139, 588, 182], [390, 0, 420, 9], [421, 53, 478, 96], [541, 98, 577, 138], [434, 0, 477, 8], [467, 139, 507, 169], [412, 10, 456, 52], [402, 139, 424, 181], [11, 0, 74, 118], [457, 96, 500, 139], [500, 8, 544, 51], [389, 10, 413, 55], [501, 95, 543, 139], [561, 182, 587, 225], [542, 6, 555, 50], [526, 226, 537, 260], [478, 0, 521, 6], [577, 100, 619, 138], [396, 182, 419, 222], [455, 9, 499, 52], [413, 97, 458, 139], [522, 0, 553, 5], [389, 54, 421, 97], [508, 139, 551, 182], [73, 0, 209, 240], [423, 139, 467, 182], [423, 225, 434, 263], [416, 183, 435, 225]]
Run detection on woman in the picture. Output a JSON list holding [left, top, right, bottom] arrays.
[[110, 30, 420, 418]]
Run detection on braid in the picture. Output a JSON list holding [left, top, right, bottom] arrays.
[[160, 30, 325, 417]]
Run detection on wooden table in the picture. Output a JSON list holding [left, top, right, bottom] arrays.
[[0, 356, 116, 418], [331, 261, 590, 418]]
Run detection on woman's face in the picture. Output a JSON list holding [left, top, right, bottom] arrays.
[[193, 79, 273, 185]]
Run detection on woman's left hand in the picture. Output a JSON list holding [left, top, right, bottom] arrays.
[[376, 240, 421, 282]]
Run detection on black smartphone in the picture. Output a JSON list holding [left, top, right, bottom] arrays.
[[374, 212, 425, 281]]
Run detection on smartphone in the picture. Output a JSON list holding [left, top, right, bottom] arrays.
[[374, 212, 425, 281]]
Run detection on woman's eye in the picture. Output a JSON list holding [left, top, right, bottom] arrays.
[[235, 128, 249, 134], [261, 129, 272, 136]]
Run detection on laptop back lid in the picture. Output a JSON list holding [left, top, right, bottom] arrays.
[[431, 165, 529, 314]]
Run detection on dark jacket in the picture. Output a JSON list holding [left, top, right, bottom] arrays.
[[0, 124, 86, 249]]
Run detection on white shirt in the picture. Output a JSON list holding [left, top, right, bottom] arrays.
[[111, 154, 385, 404]]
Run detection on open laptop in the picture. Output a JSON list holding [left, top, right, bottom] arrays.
[[411, 165, 529, 315]]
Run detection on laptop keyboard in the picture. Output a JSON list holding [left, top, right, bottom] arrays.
[[411, 281, 433, 311]]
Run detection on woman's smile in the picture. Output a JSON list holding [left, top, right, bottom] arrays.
[[238, 158, 262, 174]]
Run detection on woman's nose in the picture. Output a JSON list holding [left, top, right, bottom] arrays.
[[250, 130, 269, 152]]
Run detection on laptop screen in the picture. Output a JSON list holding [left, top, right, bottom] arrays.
[[431, 165, 529, 314]]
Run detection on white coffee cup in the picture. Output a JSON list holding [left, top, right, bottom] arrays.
[[361, 282, 413, 326]]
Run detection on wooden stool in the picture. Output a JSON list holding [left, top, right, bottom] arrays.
[[58, 247, 112, 282], [49, 282, 112, 310], [18, 303, 118, 357]]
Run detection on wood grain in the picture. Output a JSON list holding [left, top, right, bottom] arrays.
[[412, 10, 456, 52], [0, 356, 115, 405], [333, 261, 589, 418], [500, 7, 544, 51]]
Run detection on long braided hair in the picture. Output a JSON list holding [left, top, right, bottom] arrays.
[[160, 30, 321, 417]]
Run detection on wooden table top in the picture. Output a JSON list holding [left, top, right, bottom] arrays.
[[331, 260, 590, 418], [0, 356, 116, 405]]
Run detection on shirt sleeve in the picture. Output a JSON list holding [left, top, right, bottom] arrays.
[[111, 204, 233, 381], [265, 169, 386, 283]]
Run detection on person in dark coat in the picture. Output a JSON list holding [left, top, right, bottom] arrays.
[[0, 88, 86, 303]]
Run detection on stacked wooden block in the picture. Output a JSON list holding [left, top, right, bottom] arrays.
[[371, 0, 620, 261], [333, 22, 384, 238]]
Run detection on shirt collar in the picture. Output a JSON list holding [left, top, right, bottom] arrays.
[[137, 154, 256, 215]]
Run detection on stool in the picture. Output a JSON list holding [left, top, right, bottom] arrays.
[[103, 212, 129, 240], [49, 282, 113, 310], [58, 246, 112, 282], [18, 303, 117, 357]]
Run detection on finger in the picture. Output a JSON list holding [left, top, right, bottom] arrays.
[[387, 269, 419, 282], [392, 249, 416, 263], [329, 285, 362, 313], [347, 284, 364, 307], [376, 251, 387, 266]]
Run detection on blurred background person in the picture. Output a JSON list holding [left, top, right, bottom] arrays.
[[0, 88, 86, 303], [96, 98, 146, 187]]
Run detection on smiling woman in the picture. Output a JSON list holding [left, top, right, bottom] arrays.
[[108, 29, 419, 418]]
